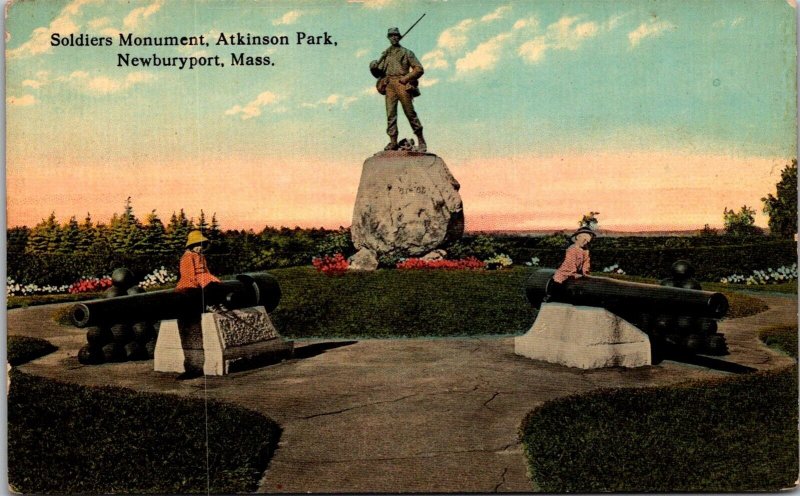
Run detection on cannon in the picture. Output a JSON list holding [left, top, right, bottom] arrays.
[[525, 269, 730, 357], [70, 272, 281, 328], [525, 269, 728, 319]]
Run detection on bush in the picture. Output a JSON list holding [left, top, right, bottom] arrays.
[[519, 366, 799, 492], [270, 267, 535, 338], [8, 370, 281, 494], [7, 336, 57, 366]]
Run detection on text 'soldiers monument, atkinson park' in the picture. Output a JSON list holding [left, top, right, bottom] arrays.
[[350, 17, 464, 270]]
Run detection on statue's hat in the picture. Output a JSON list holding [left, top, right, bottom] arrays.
[[387, 27, 401, 37]]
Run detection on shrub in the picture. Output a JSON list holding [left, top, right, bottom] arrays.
[[7, 336, 58, 366]]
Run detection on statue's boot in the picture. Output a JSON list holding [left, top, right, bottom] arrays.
[[415, 132, 427, 153], [384, 135, 399, 151]]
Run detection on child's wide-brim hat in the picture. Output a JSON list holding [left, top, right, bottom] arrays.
[[570, 226, 597, 240], [186, 230, 210, 248]]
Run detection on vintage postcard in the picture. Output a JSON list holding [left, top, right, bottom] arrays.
[[5, 0, 798, 493]]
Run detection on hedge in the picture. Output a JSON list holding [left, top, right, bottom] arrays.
[[8, 370, 281, 494], [506, 241, 796, 281], [9, 238, 795, 286]]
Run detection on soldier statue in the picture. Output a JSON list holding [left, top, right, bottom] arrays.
[[370, 27, 426, 152]]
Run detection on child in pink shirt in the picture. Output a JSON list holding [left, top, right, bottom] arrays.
[[546, 226, 596, 301]]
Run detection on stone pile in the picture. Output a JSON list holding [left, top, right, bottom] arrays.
[[77, 268, 159, 365]]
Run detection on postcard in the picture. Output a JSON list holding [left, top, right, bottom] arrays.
[[5, 0, 798, 493]]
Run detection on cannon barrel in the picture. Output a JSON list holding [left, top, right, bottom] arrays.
[[525, 269, 728, 319], [70, 272, 281, 328]]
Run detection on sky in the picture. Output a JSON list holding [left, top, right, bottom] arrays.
[[5, 0, 797, 231]]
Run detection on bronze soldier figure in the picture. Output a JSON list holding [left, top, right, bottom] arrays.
[[370, 27, 426, 152]]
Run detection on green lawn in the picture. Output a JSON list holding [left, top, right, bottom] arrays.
[[518, 322, 799, 492], [8, 369, 281, 494], [7, 336, 58, 366]]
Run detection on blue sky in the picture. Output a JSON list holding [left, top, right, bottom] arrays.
[[5, 0, 797, 230]]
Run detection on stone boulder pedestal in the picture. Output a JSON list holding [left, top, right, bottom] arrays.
[[515, 303, 651, 369], [350, 151, 464, 264]]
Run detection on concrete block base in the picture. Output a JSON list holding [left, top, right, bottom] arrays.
[[154, 306, 293, 375], [515, 303, 651, 369]]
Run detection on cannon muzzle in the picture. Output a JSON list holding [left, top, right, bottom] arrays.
[[525, 269, 728, 319], [70, 272, 281, 328]]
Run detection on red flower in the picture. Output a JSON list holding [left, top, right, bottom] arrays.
[[396, 257, 485, 270], [312, 253, 349, 275]]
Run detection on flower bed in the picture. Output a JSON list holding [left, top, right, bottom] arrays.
[[720, 264, 797, 285], [68, 277, 112, 294], [312, 253, 349, 275], [396, 257, 485, 270]]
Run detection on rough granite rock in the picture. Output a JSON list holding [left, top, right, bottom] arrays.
[[348, 248, 379, 271], [515, 303, 652, 369], [351, 151, 464, 258], [421, 249, 447, 261]]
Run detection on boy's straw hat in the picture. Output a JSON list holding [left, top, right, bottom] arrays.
[[186, 230, 210, 248]]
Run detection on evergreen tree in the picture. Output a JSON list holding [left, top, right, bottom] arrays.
[[58, 216, 81, 254], [109, 197, 146, 253], [197, 210, 208, 234], [141, 210, 168, 255], [77, 213, 96, 253], [209, 213, 222, 241], [7, 226, 30, 254], [27, 212, 61, 253], [165, 209, 194, 253], [762, 159, 797, 238]]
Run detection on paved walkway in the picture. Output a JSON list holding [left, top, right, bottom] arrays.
[[8, 295, 797, 493]]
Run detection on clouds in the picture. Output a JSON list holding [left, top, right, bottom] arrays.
[[225, 91, 283, 120], [11, 69, 155, 98], [8, 0, 164, 58], [517, 16, 600, 64], [273, 10, 304, 26], [628, 20, 676, 47], [7, 0, 96, 58], [455, 32, 513, 74], [424, 6, 628, 78], [7, 95, 37, 107]]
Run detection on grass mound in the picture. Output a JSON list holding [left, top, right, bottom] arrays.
[[7, 336, 58, 366], [519, 366, 798, 492], [759, 325, 798, 358], [518, 319, 798, 493], [270, 266, 536, 338], [8, 370, 280, 494]]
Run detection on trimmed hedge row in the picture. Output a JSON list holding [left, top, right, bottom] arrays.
[[8, 369, 281, 494], [507, 241, 797, 281], [519, 365, 799, 492], [9, 238, 796, 286]]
